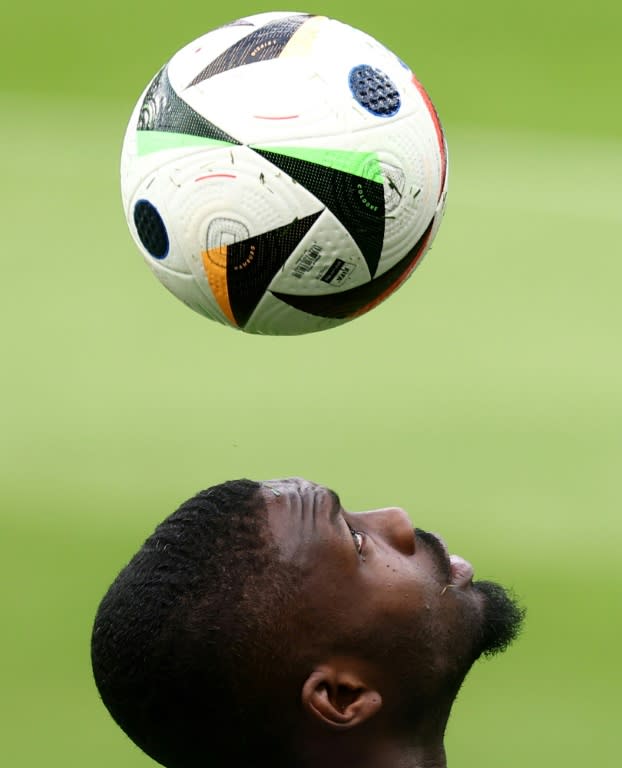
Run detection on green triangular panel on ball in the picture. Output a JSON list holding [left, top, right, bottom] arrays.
[[136, 131, 235, 155]]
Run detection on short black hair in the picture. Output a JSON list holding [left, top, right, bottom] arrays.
[[91, 479, 302, 768]]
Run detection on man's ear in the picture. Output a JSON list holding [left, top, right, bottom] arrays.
[[301, 662, 383, 729]]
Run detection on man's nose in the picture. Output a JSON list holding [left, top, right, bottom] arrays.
[[351, 507, 416, 556]]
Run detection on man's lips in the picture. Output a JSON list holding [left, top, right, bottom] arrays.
[[448, 554, 474, 587], [414, 528, 475, 588], [433, 533, 474, 588]]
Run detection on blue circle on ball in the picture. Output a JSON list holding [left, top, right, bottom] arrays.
[[133, 199, 169, 260], [349, 65, 401, 117]]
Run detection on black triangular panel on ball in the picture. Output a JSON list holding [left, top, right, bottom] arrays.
[[227, 210, 323, 328], [271, 219, 434, 319], [186, 14, 313, 88], [253, 149, 386, 278], [138, 66, 240, 145]]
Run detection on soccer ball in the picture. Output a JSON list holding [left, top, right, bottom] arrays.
[[121, 11, 448, 335]]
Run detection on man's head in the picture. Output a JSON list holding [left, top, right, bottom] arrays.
[[91, 478, 524, 768]]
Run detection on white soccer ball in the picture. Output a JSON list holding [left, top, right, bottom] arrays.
[[121, 11, 448, 335]]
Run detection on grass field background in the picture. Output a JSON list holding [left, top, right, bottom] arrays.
[[1, 1, 620, 766]]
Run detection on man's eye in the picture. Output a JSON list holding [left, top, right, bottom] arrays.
[[347, 524, 364, 555]]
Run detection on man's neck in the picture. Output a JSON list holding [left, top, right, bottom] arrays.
[[297, 732, 448, 768], [295, 698, 453, 768]]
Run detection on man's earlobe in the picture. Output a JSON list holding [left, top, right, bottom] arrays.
[[301, 664, 383, 729]]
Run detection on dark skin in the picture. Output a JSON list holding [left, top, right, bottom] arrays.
[[260, 477, 504, 768]]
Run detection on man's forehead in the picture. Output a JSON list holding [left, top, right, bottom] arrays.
[[259, 478, 339, 560], [260, 477, 341, 515]]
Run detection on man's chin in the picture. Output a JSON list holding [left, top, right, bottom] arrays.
[[472, 580, 525, 659]]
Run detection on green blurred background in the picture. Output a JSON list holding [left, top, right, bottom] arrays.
[[2, 1, 620, 765]]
